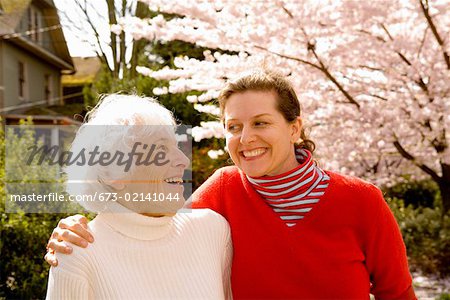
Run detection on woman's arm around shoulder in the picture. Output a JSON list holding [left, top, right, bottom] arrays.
[[45, 214, 95, 266]]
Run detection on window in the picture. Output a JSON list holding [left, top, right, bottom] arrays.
[[27, 6, 41, 43], [27, 8, 32, 32], [18, 62, 26, 99], [45, 74, 52, 103], [33, 9, 39, 42]]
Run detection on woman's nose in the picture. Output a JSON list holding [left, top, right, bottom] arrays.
[[172, 148, 190, 169], [239, 126, 256, 145]]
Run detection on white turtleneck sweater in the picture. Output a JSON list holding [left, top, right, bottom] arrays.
[[46, 206, 232, 300]]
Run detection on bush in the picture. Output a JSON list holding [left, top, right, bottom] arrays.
[[384, 180, 439, 208], [0, 212, 64, 299], [438, 293, 450, 300], [192, 144, 233, 190], [0, 122, 75, 298], [388, 198, 450, 277]]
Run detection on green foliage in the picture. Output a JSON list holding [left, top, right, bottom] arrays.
[[192, 143, 232, 191], [388, 198, 450, 277], [82, 67, 211, 128], [83, 84, 97, 109], [150, 40, 217, 68], [0, 122, 76, 298], [438, 293, 450, 300], [1, 212, 63, 298], [384, 180, 440, 208], [134, 77, 210, 127]]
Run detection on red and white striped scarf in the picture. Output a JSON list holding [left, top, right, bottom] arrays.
[[247, 148, 330, 227]]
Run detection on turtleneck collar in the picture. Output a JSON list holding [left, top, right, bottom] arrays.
[[247, 148, 323, 200], [95, 201, 174, 241], [245, 147, 330, 227]]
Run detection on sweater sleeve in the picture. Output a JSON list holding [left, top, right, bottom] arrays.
[[46, 267, 92, 300], [364, 186, 416, 300], [222, 223, 233, 300]]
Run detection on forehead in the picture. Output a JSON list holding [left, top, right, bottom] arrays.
[[224, 90, 279, 120], [152, 126, 176, 142], [130, 125, 176, 143]]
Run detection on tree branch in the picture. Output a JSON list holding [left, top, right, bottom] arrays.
[[368, 94, 388, 101], [276, 4, 361, 110], [419, 0, 450, 69], [377, 23, 433, 101], [393, 139, 441, 182], [357, 64, 383, 72], [253, 45, 322, 71], [72, 0, 111, 70], [417, 26, 429, 59], [309, 47, 361, 109]]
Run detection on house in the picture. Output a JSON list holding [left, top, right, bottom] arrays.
[[0, 0, 75, 120], [62, 56, 101, 104]]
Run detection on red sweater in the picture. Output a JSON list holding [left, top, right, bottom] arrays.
[[192, 166, 415, 300]]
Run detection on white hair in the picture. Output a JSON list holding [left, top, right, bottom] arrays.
[[65, 94, 176, 213]]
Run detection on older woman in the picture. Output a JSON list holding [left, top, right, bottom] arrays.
[[45, 94, 232, 299], [46, 71, 415, 299]]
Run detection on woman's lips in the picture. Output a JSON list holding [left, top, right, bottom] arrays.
[[240, 148, 267, 159], [164, 176, 184, 184]]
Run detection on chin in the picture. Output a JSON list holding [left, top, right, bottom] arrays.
[[240, 167, 266, 178]]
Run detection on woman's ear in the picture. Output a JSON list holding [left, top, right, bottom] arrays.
[[290, 117, 302, 143]]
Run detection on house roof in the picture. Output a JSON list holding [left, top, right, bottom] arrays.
[[62, 56, 101, 86], [0, 0, 30, 35], [0, 0, 74, 73]]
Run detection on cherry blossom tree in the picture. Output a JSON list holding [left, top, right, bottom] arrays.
[[115, 0, 450, 212]]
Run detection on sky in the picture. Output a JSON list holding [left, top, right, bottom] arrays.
[[53, 0, 101, 57]]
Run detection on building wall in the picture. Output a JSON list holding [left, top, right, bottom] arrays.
[[1, 40, 61, 111]]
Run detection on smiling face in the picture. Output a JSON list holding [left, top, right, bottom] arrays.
[[224, 90, 302, 177], [117, 126, 190, 216]]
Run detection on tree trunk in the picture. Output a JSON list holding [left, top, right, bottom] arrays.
[[107, 0, 119, 79], [130, 1, 150, 79], [119, 0, 127, 79]]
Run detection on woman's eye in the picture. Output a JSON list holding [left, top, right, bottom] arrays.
[[255, 121, 267, 126], [158, 145, 169, 152], [227, 124, 239, 132]]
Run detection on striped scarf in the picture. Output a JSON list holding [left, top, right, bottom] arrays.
[[247, 148, 330, 227]]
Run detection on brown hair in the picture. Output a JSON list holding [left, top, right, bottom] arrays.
[[218, 69, 316, 154]]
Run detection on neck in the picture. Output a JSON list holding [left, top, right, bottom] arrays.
[[141, 212, 175, 218], [97, 201, 175, 240]]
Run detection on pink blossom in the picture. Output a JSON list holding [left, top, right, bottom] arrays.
[[121, 0, 449, 188]]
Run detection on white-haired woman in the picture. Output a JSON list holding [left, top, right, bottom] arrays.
[[45, 94, 232, 299]]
